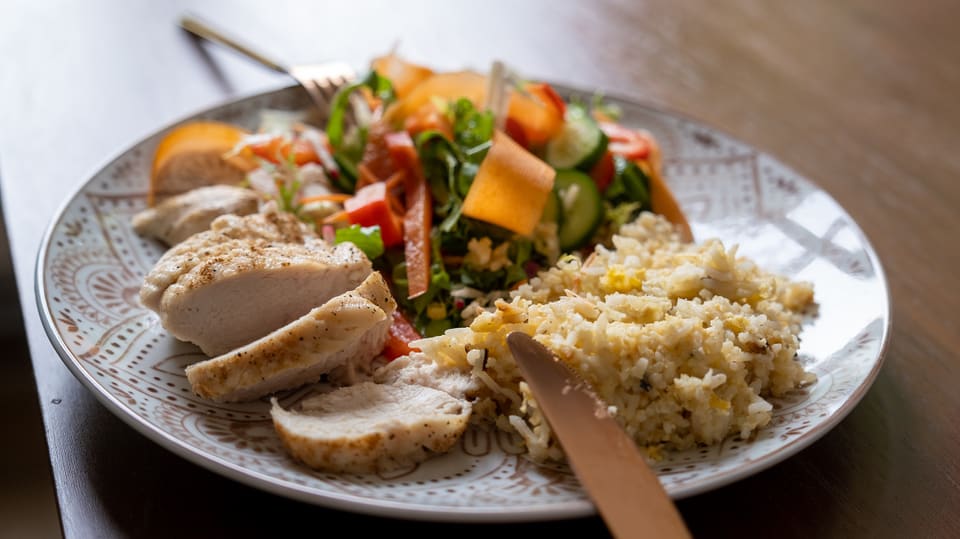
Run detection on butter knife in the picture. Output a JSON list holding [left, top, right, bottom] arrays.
[[506, 332, 690, 539]]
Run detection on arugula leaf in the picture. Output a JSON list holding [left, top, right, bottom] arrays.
[[450, 98, 494, 154], [605, 155, 651, 209], [334, 225, 385, 259]]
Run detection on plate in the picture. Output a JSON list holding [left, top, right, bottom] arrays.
[[35, 83, 890, 522]]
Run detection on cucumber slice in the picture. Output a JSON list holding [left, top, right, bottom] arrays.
[[554, 170, 604, 251], [545, 105, 608, 170], [540, 186, 562, 226]]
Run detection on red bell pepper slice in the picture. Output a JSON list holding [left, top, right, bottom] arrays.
[[343, 182, 404, 247], [382, 310, 422, 361], [589, 150, 615, 192]]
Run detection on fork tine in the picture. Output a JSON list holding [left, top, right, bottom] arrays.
[[297, 77, 333, 113]]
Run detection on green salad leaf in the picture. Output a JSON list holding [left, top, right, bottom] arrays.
[[334, 225, 385, 259]]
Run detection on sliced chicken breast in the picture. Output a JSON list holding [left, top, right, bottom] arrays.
[[159, 241, 371, 357], [270, 382, 472, 473], [185, 272, 395, 402], [140, 206, 323, 311], [375, 353, 477, 400], [132, 185, 260, 246]]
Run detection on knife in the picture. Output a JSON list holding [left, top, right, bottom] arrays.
[[506, 332, 690, 539]]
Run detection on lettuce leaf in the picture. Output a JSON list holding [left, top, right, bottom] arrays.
[[334, 225, 385, 259]]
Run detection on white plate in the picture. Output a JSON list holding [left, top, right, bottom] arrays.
[[35, 84, 890, 522]]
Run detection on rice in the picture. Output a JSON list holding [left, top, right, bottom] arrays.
[[386, 212, 815, 461]]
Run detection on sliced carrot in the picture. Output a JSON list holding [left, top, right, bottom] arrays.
[[322, 210, 350, 224], [640, 131, 691, 242], [384, 170, 406, 190], [506, 82, 565, 147], [355, 163, 380, 190], [298, 193, 352, 204], [247, 136, 320, 165], [383, 71, 487, 125], [462, 130, 556, 236], [384, 131, 433, 299], [371, 54, 435, 99], [403, 102, 454, 140]]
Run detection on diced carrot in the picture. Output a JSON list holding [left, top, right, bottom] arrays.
[[461, 130, 556, 235], [382, 310, 422, 361]]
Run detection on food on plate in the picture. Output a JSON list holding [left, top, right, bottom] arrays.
[[148, 121, 257, 205], [271, 382, 470, 473], [186, 272, 395, 402], [132, 54, 814, 473], [132, 185, 260, 246], [393, 213, 815, 460], [140, 207, 372, 356]]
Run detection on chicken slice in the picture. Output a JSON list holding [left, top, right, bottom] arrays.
[[185, 272, 396, 402], [140, 206, 323, 312], [270, 382, 471, 473], [374, 353, 477, 400], [132, 185, 260, 246], [158, 240, 371, 357]]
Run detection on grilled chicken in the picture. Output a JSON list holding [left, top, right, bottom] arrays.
[[375, 353, 477, 399], [132, 185, 260, 246], [140, 206, 324, 312], [140, 207, 372, 357], [186, 272, 395, 402], [270, 382, 471, 473]]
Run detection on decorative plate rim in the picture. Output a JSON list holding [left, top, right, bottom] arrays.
[[34, 81, 892, 522]]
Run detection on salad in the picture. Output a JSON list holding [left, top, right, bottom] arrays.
[[147, 53, 692, 356]]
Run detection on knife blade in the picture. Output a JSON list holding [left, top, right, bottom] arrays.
[[506, 332, 690, 539]]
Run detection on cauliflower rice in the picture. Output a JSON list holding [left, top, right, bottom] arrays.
[[389, 213, 815, 461]]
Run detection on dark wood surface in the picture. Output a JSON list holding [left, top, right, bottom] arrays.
[[2, 1, 958, 537]]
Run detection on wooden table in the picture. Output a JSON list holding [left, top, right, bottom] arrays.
[[2, 1, 958, 536]]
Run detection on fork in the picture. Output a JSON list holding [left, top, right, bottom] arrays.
[[179, 14, 356, 115]]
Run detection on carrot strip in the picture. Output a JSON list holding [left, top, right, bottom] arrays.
[[385, 169, 406, 190], [384, 131, 432, 299], [356, 163, 380, 190], [299, 193, 352, 204], [322, 210, 350, 224]]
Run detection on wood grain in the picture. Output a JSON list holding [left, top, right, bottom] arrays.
[[1, 0, 958, 537]]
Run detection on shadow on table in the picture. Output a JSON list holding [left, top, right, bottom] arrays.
[[0, 200, 62, 538]]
